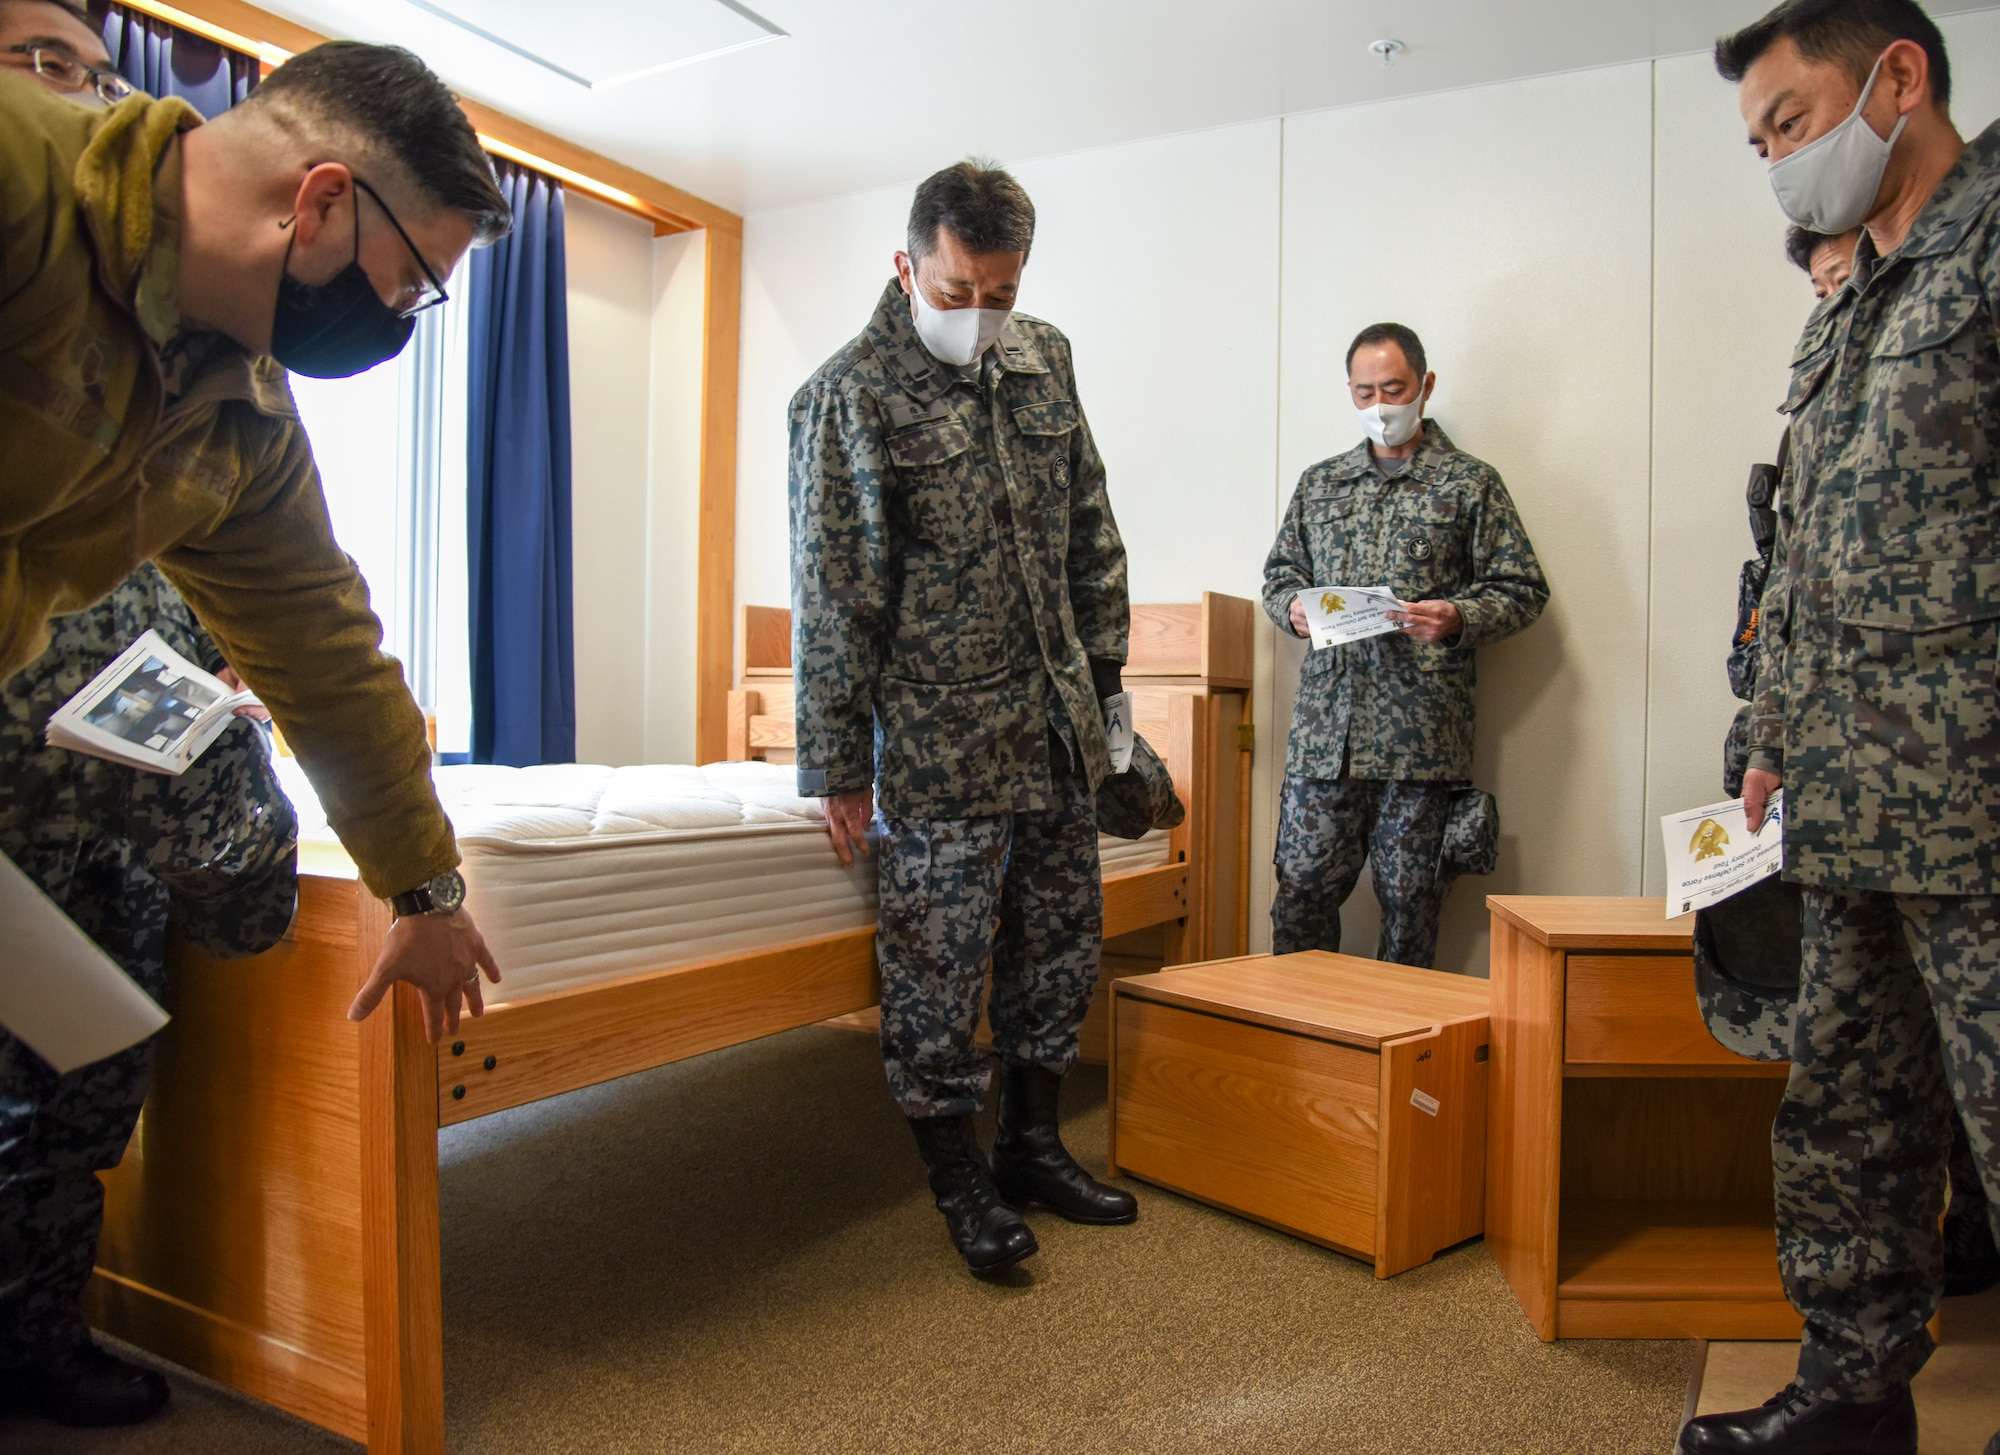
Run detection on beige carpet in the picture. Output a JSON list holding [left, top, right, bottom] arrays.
[[19, 1027, 1692, 1454]]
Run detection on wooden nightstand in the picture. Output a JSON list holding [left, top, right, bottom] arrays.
[[1486, 896, 1802, 1341]]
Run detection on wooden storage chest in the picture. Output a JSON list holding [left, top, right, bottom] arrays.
[[1108, 952, 1490, 1278]]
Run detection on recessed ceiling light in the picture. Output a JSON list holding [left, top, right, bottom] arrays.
[[1369, 38, 1406, 68], [407, 0, 787, 89]]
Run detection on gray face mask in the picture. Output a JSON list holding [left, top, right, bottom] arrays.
[[1767, 53, 1908, 234]]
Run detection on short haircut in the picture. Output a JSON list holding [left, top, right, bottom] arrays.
[[906, 159, 1035, 266], [239, 41, 511, 243], [1346, 323, 1427, 379], [1785, 225, 1849, 272], [1714, 0, 1950, 108]]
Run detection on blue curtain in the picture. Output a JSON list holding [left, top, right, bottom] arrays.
[[466, 163, 575, 767], [98, 2, 257, 118]]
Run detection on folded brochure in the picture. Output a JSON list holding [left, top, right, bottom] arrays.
[[1298, 586, 1405, 649], [45, 629, 258, 775], [1660, 791, 1784, 918], [1102, 691, 1134, 775], [0, 851, 169, 1073]]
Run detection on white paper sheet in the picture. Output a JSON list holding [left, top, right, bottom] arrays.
[[0, 852, 169, 1073], [1102, 692, 1134, 775], [1660, 792, 1785, 918], [1298, 586, 1404, 650]]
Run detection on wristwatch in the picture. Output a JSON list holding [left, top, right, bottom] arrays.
[[390, 868, 466, 919]]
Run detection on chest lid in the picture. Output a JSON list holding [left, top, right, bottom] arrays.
[[1116, 952, 1489, 1050]]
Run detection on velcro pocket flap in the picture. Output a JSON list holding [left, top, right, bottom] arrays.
[[887, 417, 974, 468], [1832, 557, 2000, 631], [1871, 291, 1980, 361], [1012, 399, 1079, 436]]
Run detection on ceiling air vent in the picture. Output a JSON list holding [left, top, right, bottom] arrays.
[[406, 0, 786, 88]]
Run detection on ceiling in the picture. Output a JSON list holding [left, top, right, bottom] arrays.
[[257, 0, 2000, 217]]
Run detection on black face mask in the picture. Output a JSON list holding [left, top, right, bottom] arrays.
[[269, 191, 416, 379]]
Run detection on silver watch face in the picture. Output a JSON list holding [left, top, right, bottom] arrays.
[[430, 869, 466, 914]]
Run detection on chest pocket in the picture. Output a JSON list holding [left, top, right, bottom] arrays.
[[1305, 483, 1360, 520], [888, 415, 978, 542], [1782, 306, 1845, 421], [1011, 398, 1078, 493], [1870, 287, 1982, 362]]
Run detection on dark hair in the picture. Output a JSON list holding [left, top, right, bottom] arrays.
[[242, 41, 511, 243], [1346, 323, 1427, 379], [1715, 0, 1950, 107], [1785, 225, 1841, 272], [907, 159, 1035, 265]]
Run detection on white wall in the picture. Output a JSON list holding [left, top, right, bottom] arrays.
[[565, 193, 656, 766], [730, 21, 2000, 975], [645, 230, 709, 766], [563, 196, 709, 767], [1278, 65, 1655, 975]]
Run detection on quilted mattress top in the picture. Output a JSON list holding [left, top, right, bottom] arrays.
[[277, 758, 830, 853]]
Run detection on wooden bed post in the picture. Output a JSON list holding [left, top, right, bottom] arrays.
[[356, 895, 446, 1455]]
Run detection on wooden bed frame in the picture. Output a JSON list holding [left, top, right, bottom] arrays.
[[84, 595, 1252, 1454]]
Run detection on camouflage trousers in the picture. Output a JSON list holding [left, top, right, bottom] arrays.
[[0, 845, 168, 1367], [875, 752, 1102, 1120], [1779, 885, 2000, 1401], [1270, 775, 1457, 967]]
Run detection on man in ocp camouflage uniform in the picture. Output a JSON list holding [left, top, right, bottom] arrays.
[[1682, 3, 2000, 1453], [0, 564, 297, 1430], [1263, 323, 1547, 968], [790, 161, 1137, 1276]]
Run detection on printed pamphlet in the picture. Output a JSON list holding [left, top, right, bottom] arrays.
[[1298, 586, 1405, 650], [45, 629, 258, 775], [1660, 791, 1785, 918], [1102, 691, 1135, 775]]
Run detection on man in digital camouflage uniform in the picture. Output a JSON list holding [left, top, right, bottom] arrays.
[[790, 161, 1137, 1276], [0, 564, 298, 1429], [1262, 323, 1547, 968], [1683, 3, 2000, 1452]]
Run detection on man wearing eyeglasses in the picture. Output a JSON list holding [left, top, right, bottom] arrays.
[[0, 0, 133, 107], [1, 32, 505, 1165]]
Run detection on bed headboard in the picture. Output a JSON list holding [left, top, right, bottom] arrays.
[[729, 590, 1255, 761], [729, 592, 1255, 962]]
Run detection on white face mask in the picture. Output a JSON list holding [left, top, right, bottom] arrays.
[[1767, 53, 1908, 234], [905, 269, 1012, 367], [1358, 397, 1423, 451]]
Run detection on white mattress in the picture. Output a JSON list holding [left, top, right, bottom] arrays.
[[276, 758, 1170, 1003]]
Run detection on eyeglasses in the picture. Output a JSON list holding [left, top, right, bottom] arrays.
[[353, 178, 450, 318], [5, 44, 135, 106]]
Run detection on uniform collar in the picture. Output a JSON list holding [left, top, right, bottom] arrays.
[[865, 277, 1050, 402], [75, 94, 288, 419], [1878, 119, 2000, 266], [1325, 420, 1459, 483]]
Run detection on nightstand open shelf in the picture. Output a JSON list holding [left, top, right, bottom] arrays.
[[1487, 896, 1803, 1341]]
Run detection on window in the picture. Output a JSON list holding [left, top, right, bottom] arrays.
[[288, 264, 472, 755]]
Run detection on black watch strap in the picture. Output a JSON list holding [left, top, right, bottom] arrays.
[[390, 884, 434, 917], [390, 868, 465, 918]]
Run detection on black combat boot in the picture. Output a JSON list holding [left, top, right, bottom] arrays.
[[1, 1340, 170, 1427], [1676, 1383, 1916, 1455], [1943, 1198, 2000, 1297], [905, 1114, 1037, 1275], [990, 1060, 1137, 1225]]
